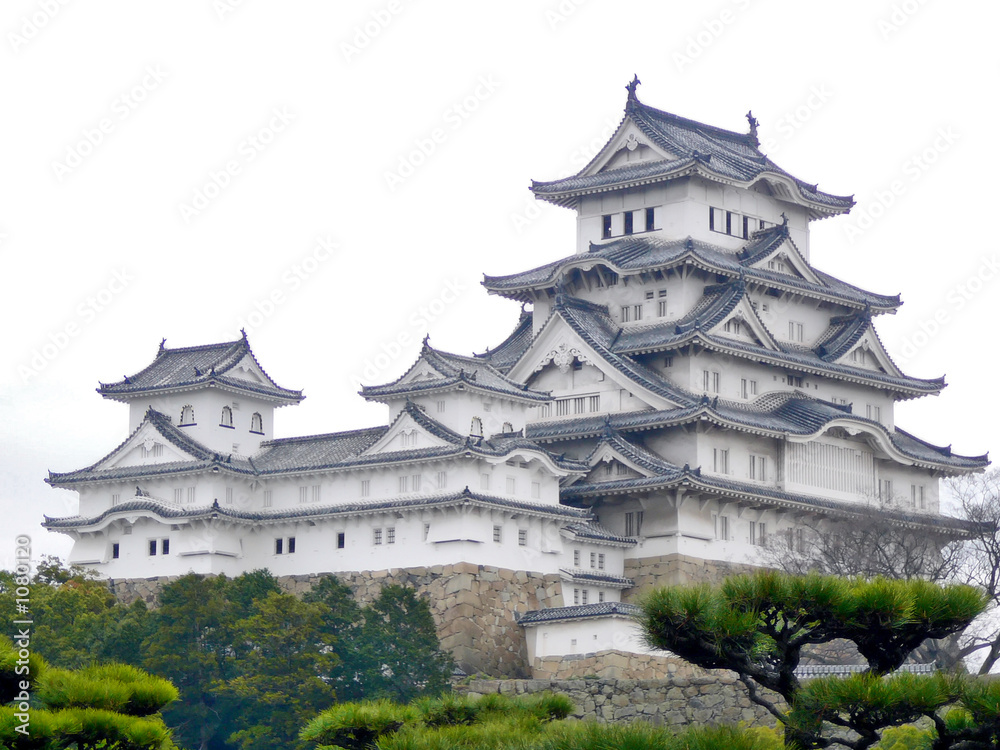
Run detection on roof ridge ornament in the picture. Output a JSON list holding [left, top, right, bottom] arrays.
[[780, 212, 789, 227], [158, 338, 167, 353], [625, 74, 641, 103], [746, 110, 760, 147]]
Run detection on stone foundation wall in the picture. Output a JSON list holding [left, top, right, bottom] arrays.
[[109, 563, 563, 678], [531, 649, 698, 681], [457, 677, 782, 727], [623, 554, 757, 600]]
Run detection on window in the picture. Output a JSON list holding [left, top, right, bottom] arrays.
[[502, 422, 514, 433], [598, 591, 605, 603], [531, 481, 541, 499], [918, 486, 926, 509], [263, 490, 272, 507], [180, 405, 195, 425], [645, 207, 655, 232], [852, 348, 866, 365], [221, 406, 233, 427], [112, 493, 121, 506], [713, 448, 730, 475], [633, 304, 643, 321], [399, 476, 409, 493], [658, 299, 667, 317], [287, 537, 295, 554], [518, 529, 528, 546], [580, 589, 589, 605], [645, 291, 654, 300], [788, 322, 804, 342], [867, 404, 882, 422], [573, 588, 580, 605], [788, 375, 804, 388], [480, 473, 490, 490], [601, 214, 612, 239], [225, 487, 233, 505], [663, 356, 673, 368], [598, 553, 605, 570], [709, 206, 724, 232], [373, 528, 383, 545], [337, 532, 345, 549], [625, 511, 643, 536], [702, 370, 720, 394], [436, 471, 447, 489], [573, 396, 586, 414], [386, 527, 396, 544], [621, 305, 631, 323], [311, 485, 321, 503], [589, 552, 596, 568], [437, 400, 446, 413], [538, 403, 551, 418], [573, 549, 581, 567], [275, 538, 284, 554], [161, 539, 170, 555], [623, 211, 634, 235], [750, 522, 766, 547], [714, 514, 730, 540], [299, 486, 309, 504], [749, 455, 767, 482], [411, 474, 421, 491], [724, 319, 741, 335], [493, 525, 503, 543], [173, 488, 182, 504], [470, 417, 483, 437], [148, 540, 157, 556], [740, 378, 757, 399], [401, 431, 417, 448], [879, 479, 893, 503], [250, 412, 263, 433], [604, 271, 618, 286], [506, 477, 516, 494], [361, 480, 370, 497], [112, 543, 120, 559], [186, 487, 196, 504], [589, 395, 600, 412], [423, 523, 430, 541]]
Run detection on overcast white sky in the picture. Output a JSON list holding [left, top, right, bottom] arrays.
[[2, 0, 997, 566]]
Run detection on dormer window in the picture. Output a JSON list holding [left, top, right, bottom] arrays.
[[220, 406, 234, 428], [502, 422, 513, 433], [250, 412, 263, 434], [470, 417, 483, 438], [180, 405, 195, 426]]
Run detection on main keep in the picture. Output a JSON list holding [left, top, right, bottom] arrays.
[[45, 82, 987, 678]]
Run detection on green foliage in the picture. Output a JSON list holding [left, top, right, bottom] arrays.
[[38, 663, 178, 717], [300, 698, 421, 750], [874, 725, 934, 750]]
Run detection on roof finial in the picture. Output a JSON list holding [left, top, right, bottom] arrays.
[[240, 328, 248, 340], [422, 334, 430, 349], [158, 338, 167, 352], [780, 212, 788, 227], [746, 110, 760, 146], [626, 75, 641, 102]]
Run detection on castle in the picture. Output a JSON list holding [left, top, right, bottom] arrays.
[[45, 80, 987, 677]]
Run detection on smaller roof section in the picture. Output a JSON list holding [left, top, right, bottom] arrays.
[[360, 338, 550, 404], [98, 332, 303, 405], [518, 601, 643, 626]]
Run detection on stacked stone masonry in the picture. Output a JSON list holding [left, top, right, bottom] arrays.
[[457, 677, 782, 727]]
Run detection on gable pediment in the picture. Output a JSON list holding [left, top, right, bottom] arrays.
[[582, 119, 678, 177], [708, 300, 779, 351], [105, 422, 200, 470], [748, 237, 820, 285], [225, 354, 270, 386], [362, 409, 455, 456], [835, 333, 899, 376]]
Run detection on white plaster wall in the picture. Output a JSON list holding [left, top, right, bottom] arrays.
[[526, 615, 654, 661]]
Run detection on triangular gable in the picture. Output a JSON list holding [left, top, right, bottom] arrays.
[[223, 353, 272, 387], [395, 357, 448, 386], [707, 299, 780, 351], [585, 442, 654, 482], [362, 407, 457, 456], [506, 314, 671, 411], [747, 235, 821, 285], [104, 420, 204, 470], [834, 329, 903, 377], [580, 117, 678, 178]]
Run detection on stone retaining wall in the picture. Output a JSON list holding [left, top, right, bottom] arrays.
[[457, 677, 781, 727], [109, 563, 563, 678], [623, 554, 756, 599], [531, 649, 696, 681]]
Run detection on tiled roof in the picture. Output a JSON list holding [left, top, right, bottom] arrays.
[[561, 521, 637, 547], [46, 408, 256, 486], [484, 232, 900, 312], [98, 335, 303, 403], [517, 602, 643, 625], [560, 569, 635, 588], [43, 488, 593, 531], [475, 310, 535, 373], [530, 92, 853, 215], [528, 394, 987, 473], [362, 340, 549, 403]]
